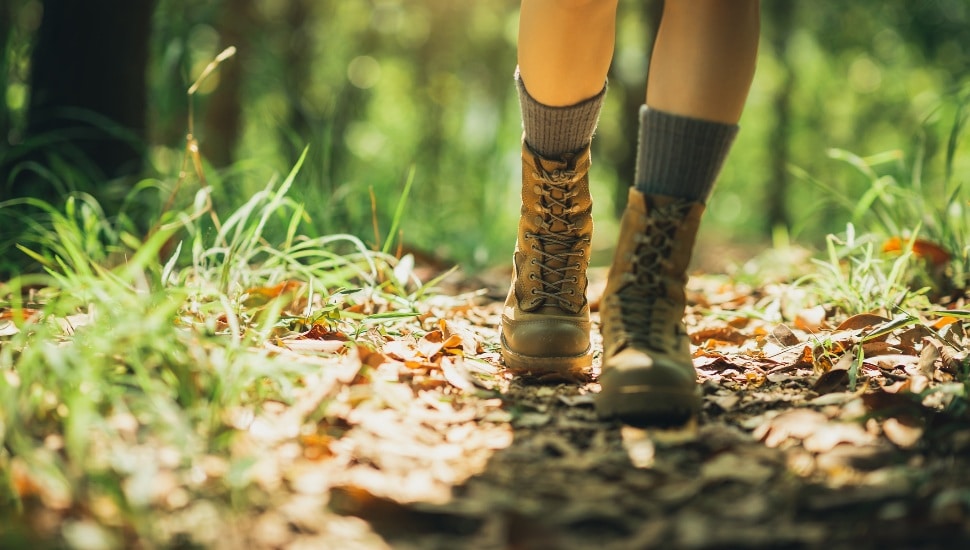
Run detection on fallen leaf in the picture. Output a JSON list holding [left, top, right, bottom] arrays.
[[707, 393, 740, 411], [866, 354, 919, 372], [754, 409, 828, 448], [278, 338, 347, 353], [690, 324, 748, 345], [931, 316, 960, 330], [416, 330, 447, 359], [244, 280, 303, 306], [795, 305, 828, 331], [836, 312, 891, 331], [439, 356, 478, 393], [803, 422, 874, 453], [769, 324, 801, 346], [882, 417, 923, 449], [383, 339, 421, 363], [883, 237, 950, 266], [440, 319, 482, 355]]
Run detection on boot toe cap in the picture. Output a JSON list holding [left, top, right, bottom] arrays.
[[595, 347, 701, 421], [502, 318, 591, 359]]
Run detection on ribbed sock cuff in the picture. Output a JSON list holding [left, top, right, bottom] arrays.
[[516, 68, 606, 159], [633, 106, 738, 203]]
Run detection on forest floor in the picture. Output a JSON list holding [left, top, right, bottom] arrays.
[[8, 264, 970, 549], [207, 267, 970, 549]]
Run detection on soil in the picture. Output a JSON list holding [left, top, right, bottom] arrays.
[[233, 270, 970, 549]]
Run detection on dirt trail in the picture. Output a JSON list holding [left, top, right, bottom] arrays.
[[237, 273, 970, 549]]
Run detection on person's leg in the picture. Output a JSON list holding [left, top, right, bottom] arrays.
[[517, 0, 617, 108], [597, 0, 760, 421], [647, 0, 759, 124], [515, 0, 618, 158], [501, 0, 618, 377]]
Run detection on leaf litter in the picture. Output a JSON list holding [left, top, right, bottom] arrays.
[[5, 270, 970, 549]]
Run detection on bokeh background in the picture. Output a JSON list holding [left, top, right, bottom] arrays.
[[3, 0, 970, 272]]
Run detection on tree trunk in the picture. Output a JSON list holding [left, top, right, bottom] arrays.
[[15, 0, 154, 201], [0, 0, 12, 146], [765, 1, 795, 233], [203, 0, 254, 168], [613, 0, 663, 218]]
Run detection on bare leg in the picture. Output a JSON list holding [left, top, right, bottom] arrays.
[[517, 0, 619, 107], [647, 0, 760, 124]]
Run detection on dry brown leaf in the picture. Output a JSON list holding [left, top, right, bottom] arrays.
[[244, 280, 303, 306], [440, 319, 482, 355], [416, 330, 446, 358], [865, 353, 919, 371], [301, 324, 350, 341], [803, 422, 874, 453], [795, 305, 828, 331], [836, 313, 891, 331], [278, 338, 347, 353], [690, 325, 748, 345], [882, 236, 951, 266], [754, 409, 828, 448], [383, 339, 421, 363], [860, 341, 899, 357], [769, 324, 801, 347], [812, 368, 850, 394], [439, 356, 478, 393], [931, 316, 960, 330], [882, 417, 924, 449]]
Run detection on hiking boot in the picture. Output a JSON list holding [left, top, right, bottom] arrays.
[[501, 142, 594, 377], [595, 188, 704, 422]]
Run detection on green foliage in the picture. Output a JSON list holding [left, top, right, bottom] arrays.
[[0, 152, 431, 544], [792, 87, 970, 295], [4, 0, 970, 270], [796, 223, 930, 316]]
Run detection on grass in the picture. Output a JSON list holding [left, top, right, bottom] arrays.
[[0, 140, 441, 546], [791, 87, 970, 298]]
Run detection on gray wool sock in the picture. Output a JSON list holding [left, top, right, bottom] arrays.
[[634, 106, 739, 203], [516, 68, 606, 158]]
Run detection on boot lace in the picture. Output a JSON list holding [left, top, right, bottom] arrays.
[[525, 165, 589, 310], [614, 201, 692, 351]]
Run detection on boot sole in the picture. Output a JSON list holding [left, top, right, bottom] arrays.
[[595, 384, 702, 426], [500, 334, 593, 378]]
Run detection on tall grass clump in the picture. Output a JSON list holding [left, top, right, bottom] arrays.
[[0, 138, 429, 546], [793, 87, 970, 302]]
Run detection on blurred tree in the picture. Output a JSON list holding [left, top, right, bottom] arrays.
[[6, 0, 967, 270], [0, 0, 12, 145], [764, 0, 795, 232], [280, 0, 314, 166], [10, 0, 155, 202], [610, 0, 663, 217], [202, 0, 255, 168]]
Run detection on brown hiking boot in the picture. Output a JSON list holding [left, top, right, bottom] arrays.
[[501, 142, 594, 377], [595, 188, 704, 422]]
